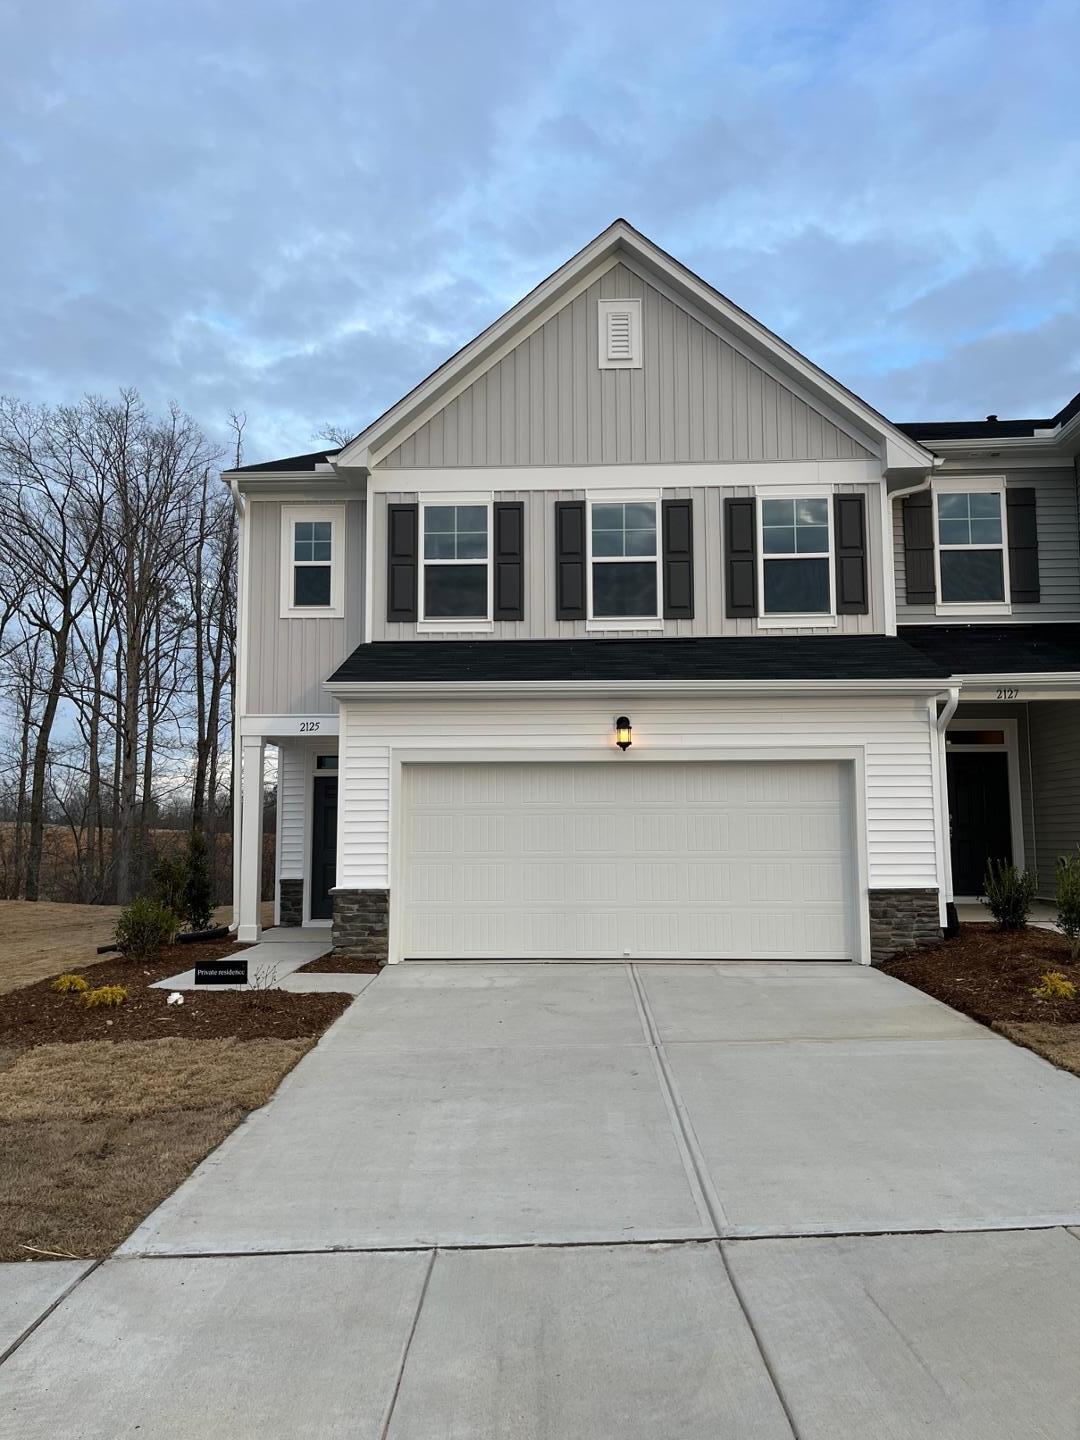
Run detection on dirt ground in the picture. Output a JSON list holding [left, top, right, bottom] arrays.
[[0, 928, 352, 1262], [885, 923, 1080, 1075], [0, 899, 274, 995]]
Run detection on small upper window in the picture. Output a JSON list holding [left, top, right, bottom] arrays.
[[936, 490, 1006, 604], [761, 497, 832, 615], [590, 501, 659, 618], [421, 503, 490, 620], [280, 506, 344, 618]]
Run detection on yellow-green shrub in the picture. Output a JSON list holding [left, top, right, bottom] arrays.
[[1032, 971, 1077, 1001], [82, 985, 128, 1009], [52, 973, 89, 994]]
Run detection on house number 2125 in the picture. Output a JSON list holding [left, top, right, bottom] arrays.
[[299, 720, 321, 733], [995, 688, 1019, 701]]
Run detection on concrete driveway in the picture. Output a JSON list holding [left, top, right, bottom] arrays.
[[4, 961, 1080, 1438]]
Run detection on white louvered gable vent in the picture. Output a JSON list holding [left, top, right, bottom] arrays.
[[598, 298, 642, 369]]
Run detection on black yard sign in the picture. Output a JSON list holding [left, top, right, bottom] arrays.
[[194, 959, 249, 986]]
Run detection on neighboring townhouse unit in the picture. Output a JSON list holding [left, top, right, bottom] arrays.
[[226, 220, 1080, 966]]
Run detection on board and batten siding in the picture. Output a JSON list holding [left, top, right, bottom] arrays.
[[245, 497, 364, 715], [337, 695, 940, 896], [372, 482, 885, 640], [1029, 700, 1080, 893], [380, 262, 875, 469], [893, 469, 1080, 624]]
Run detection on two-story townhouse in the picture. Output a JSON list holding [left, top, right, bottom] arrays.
[[225, 220, 1080, 967]]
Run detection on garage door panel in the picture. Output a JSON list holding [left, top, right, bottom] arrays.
[[400, 761, 855, 961]]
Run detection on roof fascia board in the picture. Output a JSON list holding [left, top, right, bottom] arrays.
[[228, 472, 366, 498], [326, 677, 950, 701]]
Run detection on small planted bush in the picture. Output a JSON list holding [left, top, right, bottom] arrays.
[[980, 859, 1039, 931], [52, 973, 89, 994], [150, 854, 187, 916], [1032, 971, 1076, 1002], [82, 985, 128, 1008], [183, 829, 214, 933], [1055, 850, 1080, 960], [114, 896, 177, 962]]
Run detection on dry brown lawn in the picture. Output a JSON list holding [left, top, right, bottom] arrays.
[[0, 900, 273, 994], [994, 1021, 1080, 1078], [0, 1037, 313, 1260]]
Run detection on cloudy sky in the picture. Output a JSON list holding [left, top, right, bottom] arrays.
[[2, 0, 1078, 464]]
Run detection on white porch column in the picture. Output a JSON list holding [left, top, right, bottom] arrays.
[[237, 735, 265, 943]]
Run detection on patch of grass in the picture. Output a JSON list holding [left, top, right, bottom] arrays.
[[993, 1022, 1080, 1078], [0, 1036, 315, 1261]]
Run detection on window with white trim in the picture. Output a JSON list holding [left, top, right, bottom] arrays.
[[935, 487, 1007, 604], [761, 497, 832, 615], [589, 500, 659, 618], [280, 506, 344, 618], [421, 502, 490, 620]]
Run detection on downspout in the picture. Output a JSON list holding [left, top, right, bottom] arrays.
[[934, 685, 961, 935]]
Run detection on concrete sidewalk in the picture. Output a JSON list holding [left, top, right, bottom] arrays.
[[4, 960, 1080, 1437]]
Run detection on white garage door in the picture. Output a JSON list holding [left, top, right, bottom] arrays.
[[399, 760, 856, 961]]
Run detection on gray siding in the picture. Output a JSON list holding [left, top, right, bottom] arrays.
[[893, 468, 1080, 623], [1029, 700, 1080, 894], [245, 497, 364, 715], [381, 263, 875, 468], [372, 484, 885, 641]]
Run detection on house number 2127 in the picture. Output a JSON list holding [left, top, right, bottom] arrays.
[[299, 720, 321, 733], [995, 688, 1019, 701]]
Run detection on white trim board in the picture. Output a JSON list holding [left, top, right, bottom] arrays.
[[945, 714, 1025, 898], [368, 460, 884, 492]]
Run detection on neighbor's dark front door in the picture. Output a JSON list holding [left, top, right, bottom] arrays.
[[310, 776, 338, 920], [947, 751, 1012, 896]]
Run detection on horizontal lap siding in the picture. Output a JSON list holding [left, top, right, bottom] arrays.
[[245, 498, 364, 715], [277, 744, 308, 880], [371, 481, 883, 640], [1029, 701, 1080, 893], [381, 263, 874, 469], [893, 469, 1080, 624], [338, 696, 939, 891]]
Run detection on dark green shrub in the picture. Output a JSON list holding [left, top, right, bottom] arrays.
[[980, 859, 1039, 931], [114, 896, 177, 961], [150, 854, 187, 916], [1055, 850, 1080, 960], [183, 829, 214, 933]]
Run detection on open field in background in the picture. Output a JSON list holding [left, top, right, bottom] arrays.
[[0, 900, 275, 995]]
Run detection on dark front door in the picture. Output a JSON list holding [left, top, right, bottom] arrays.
[[947, 751, 1012, 896], [310, 776, 338, 920]]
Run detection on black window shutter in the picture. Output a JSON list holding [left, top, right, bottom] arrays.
[[493, 501, 525, 621], [386, 503, 418, 622], [724, 497, 757, 617], [662, 498, 695, 619], [1006, 488, 1040, 603], [902, 492, 935, 604], [834, 493, 869, 615], [555, 500, 586, 620]]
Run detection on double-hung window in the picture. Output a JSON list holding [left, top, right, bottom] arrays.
[[760, 496, 832, 617], [280, 506, 344, 618], [420, 502, 491, 622], [935, 486, 1007, 605], [589, 500, 660, 621]]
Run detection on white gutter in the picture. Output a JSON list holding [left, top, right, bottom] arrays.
[[326, 677, 953, 701], [228, 474, 245, 519]]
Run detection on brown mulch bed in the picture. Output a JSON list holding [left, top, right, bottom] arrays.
[[0, 937, 351, 1047], [883, 923, 1079, 1027], [296, 953, 381, 974]]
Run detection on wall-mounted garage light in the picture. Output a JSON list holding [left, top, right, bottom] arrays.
[[615, 716, 632, 751]]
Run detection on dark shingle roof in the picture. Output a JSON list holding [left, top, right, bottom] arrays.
[[899, 390, 1080, 442], [900, 624, 1080, 675], [232, 448, 340, 473], [329, 635, 951, 686]]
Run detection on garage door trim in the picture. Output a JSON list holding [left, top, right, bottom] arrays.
[[387, 746, 871, 965]]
